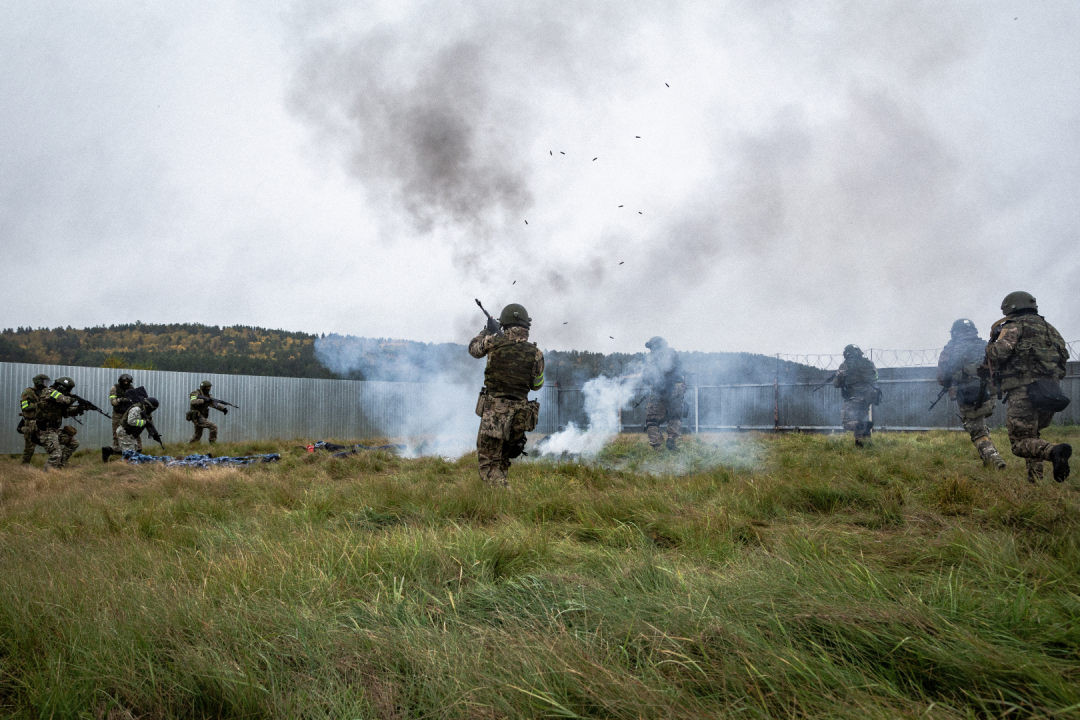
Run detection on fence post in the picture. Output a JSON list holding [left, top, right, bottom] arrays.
[[774, 353, 780, 431], [694, 385, 699, 434]]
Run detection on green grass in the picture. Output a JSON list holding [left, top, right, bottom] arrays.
[[2, 429, 1079, 718]]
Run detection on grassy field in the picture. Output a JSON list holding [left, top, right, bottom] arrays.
[[1, 429, 1079, 719]]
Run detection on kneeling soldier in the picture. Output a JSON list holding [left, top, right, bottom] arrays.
[[116, 396, 160, 456]]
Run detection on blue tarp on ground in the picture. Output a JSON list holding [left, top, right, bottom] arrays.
[[122, 451, 280, 467]]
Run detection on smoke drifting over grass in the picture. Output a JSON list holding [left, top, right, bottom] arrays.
[[537, 375, 638, 458]]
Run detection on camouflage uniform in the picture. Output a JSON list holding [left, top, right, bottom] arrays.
[[18, 380, 47, 464], [642, 346, 686, 451], [116, 404, 152, 455], [834, 354, 879, 445], [188, 389, 219, 444], [936, 329, 1005, 467], [108, 381, 133, 452], [35, 386, 82, 469], [469, 326, 545, 488], [985, 310, 1069, 482]]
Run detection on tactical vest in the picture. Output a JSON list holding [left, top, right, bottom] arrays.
[[484, 338, 537, 401], [995, 314, 1068, 391], [110, 383, 133, 414], [943, 333, 988, 386], [20, 386, 41, 419], [190, 390, 211, 418], [842, 357, 878, 389], [36, 389, 70, 429]]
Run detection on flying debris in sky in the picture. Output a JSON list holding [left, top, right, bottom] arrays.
[[592, 157, 597, 161], [618, 205, 623, 207], [563, 322, 568, 324], [559, 151, 565, 155], [549, 150, 552, 155], [524, 220, 528, 224], [638, 211, 642, 214], [512, 280, 516, 285], [609, 336, 614, 339], [665, 82, 669, 87], [619, 261, 624, 265], [635, 135, 640, 138]]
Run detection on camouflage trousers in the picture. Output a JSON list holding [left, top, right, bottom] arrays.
[[20, 420, 37, 463], [958, 398, 1004, 466], [38, 426, 79, 469], [645, 383, 686, 450], [111, 412, 124, 452], [476, 396, 538, 488], [116, 426, 143, 455], [841, 390, 874, 437], [189, 416, 218, 444], [1005, 385, 1060, 482]]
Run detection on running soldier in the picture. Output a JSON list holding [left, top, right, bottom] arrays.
[[108, 373, 135, 454], [18, 374, 49, 464], [188, 380, 222, 444], [115, 395, 160, 456], [936, 319, 1006, 468], [834, 345, 880, 446], [984, 291, 1071, 483], [642, 336, 686, 451], [469, 303, 545, 488], [35, 377, 84, 469]]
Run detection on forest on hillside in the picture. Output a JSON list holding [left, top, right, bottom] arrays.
[[1, 324, 812, 385]]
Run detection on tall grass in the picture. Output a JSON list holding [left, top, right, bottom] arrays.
[[1, 429, 1079, 718]]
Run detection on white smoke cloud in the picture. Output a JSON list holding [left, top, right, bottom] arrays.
[[537, 374, 638, 458]]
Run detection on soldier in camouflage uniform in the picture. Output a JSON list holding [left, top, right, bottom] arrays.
[[936, 319, 1006, 469], [833, 345, 880, 447], [116, 396, 160, 455], [984, 291, 1071, 483], [469, 303, 545, 488], [642, 336, 687, 451], [108, 373, 135, 454], [188, 380, 222, 444], [35, 377, 84, 469], [18, 374, 49, 464]]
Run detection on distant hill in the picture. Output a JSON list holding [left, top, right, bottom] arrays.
[[1, 324, 816, 385], [0, 323, 334, 379]]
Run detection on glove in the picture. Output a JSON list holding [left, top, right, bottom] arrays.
[[219, 406, 229, 415], [486, 317, 501, 334]]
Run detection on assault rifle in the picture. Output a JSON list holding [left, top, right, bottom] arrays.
[[69, 393, 112, 420], [475, 299, 503, 336], [928, 385, 949, 411], [194, 395, 239, 412], [812, 373, 838, 392]]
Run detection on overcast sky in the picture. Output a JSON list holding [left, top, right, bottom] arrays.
[[1, 1, 1077, 357]]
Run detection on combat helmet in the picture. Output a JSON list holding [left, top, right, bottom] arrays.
[[499, 303, 531, 329], [118, 373, 133, 384], [842, 344, 863, 359], [144, 397, 160, 411], [1001, 291, 1037, 315], [54, 377, 75, 393], [645, 336, 668, 350], [200, 380, 213, 390], [950, 319, 977, 337], [32, 374, 50, 386]]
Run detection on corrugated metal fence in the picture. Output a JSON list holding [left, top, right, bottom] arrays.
[[1, 362, 561, 455], [5, 361, 1078, 455]]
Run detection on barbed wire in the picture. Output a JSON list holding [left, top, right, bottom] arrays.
[[781, 342, 1080, 371]]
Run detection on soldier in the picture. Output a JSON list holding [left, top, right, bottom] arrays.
[[984, 291, 1071, 483], [108, 373, 135, 454], [188, 380, 223, 444], [35, 376, 83, 469], [833, 345, 880, 447], [115, 395, 160, 456], [18, 374, 49, 464], [469, 303, 545, 488], [936, 319, 1006, 469], [642, 336, 686, 451]]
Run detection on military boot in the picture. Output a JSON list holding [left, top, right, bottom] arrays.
[[666, 437, 678, 452], [975, 438, 1006, 470], [102, 447, 114, 463], [1049, 443, 1072, 483]]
